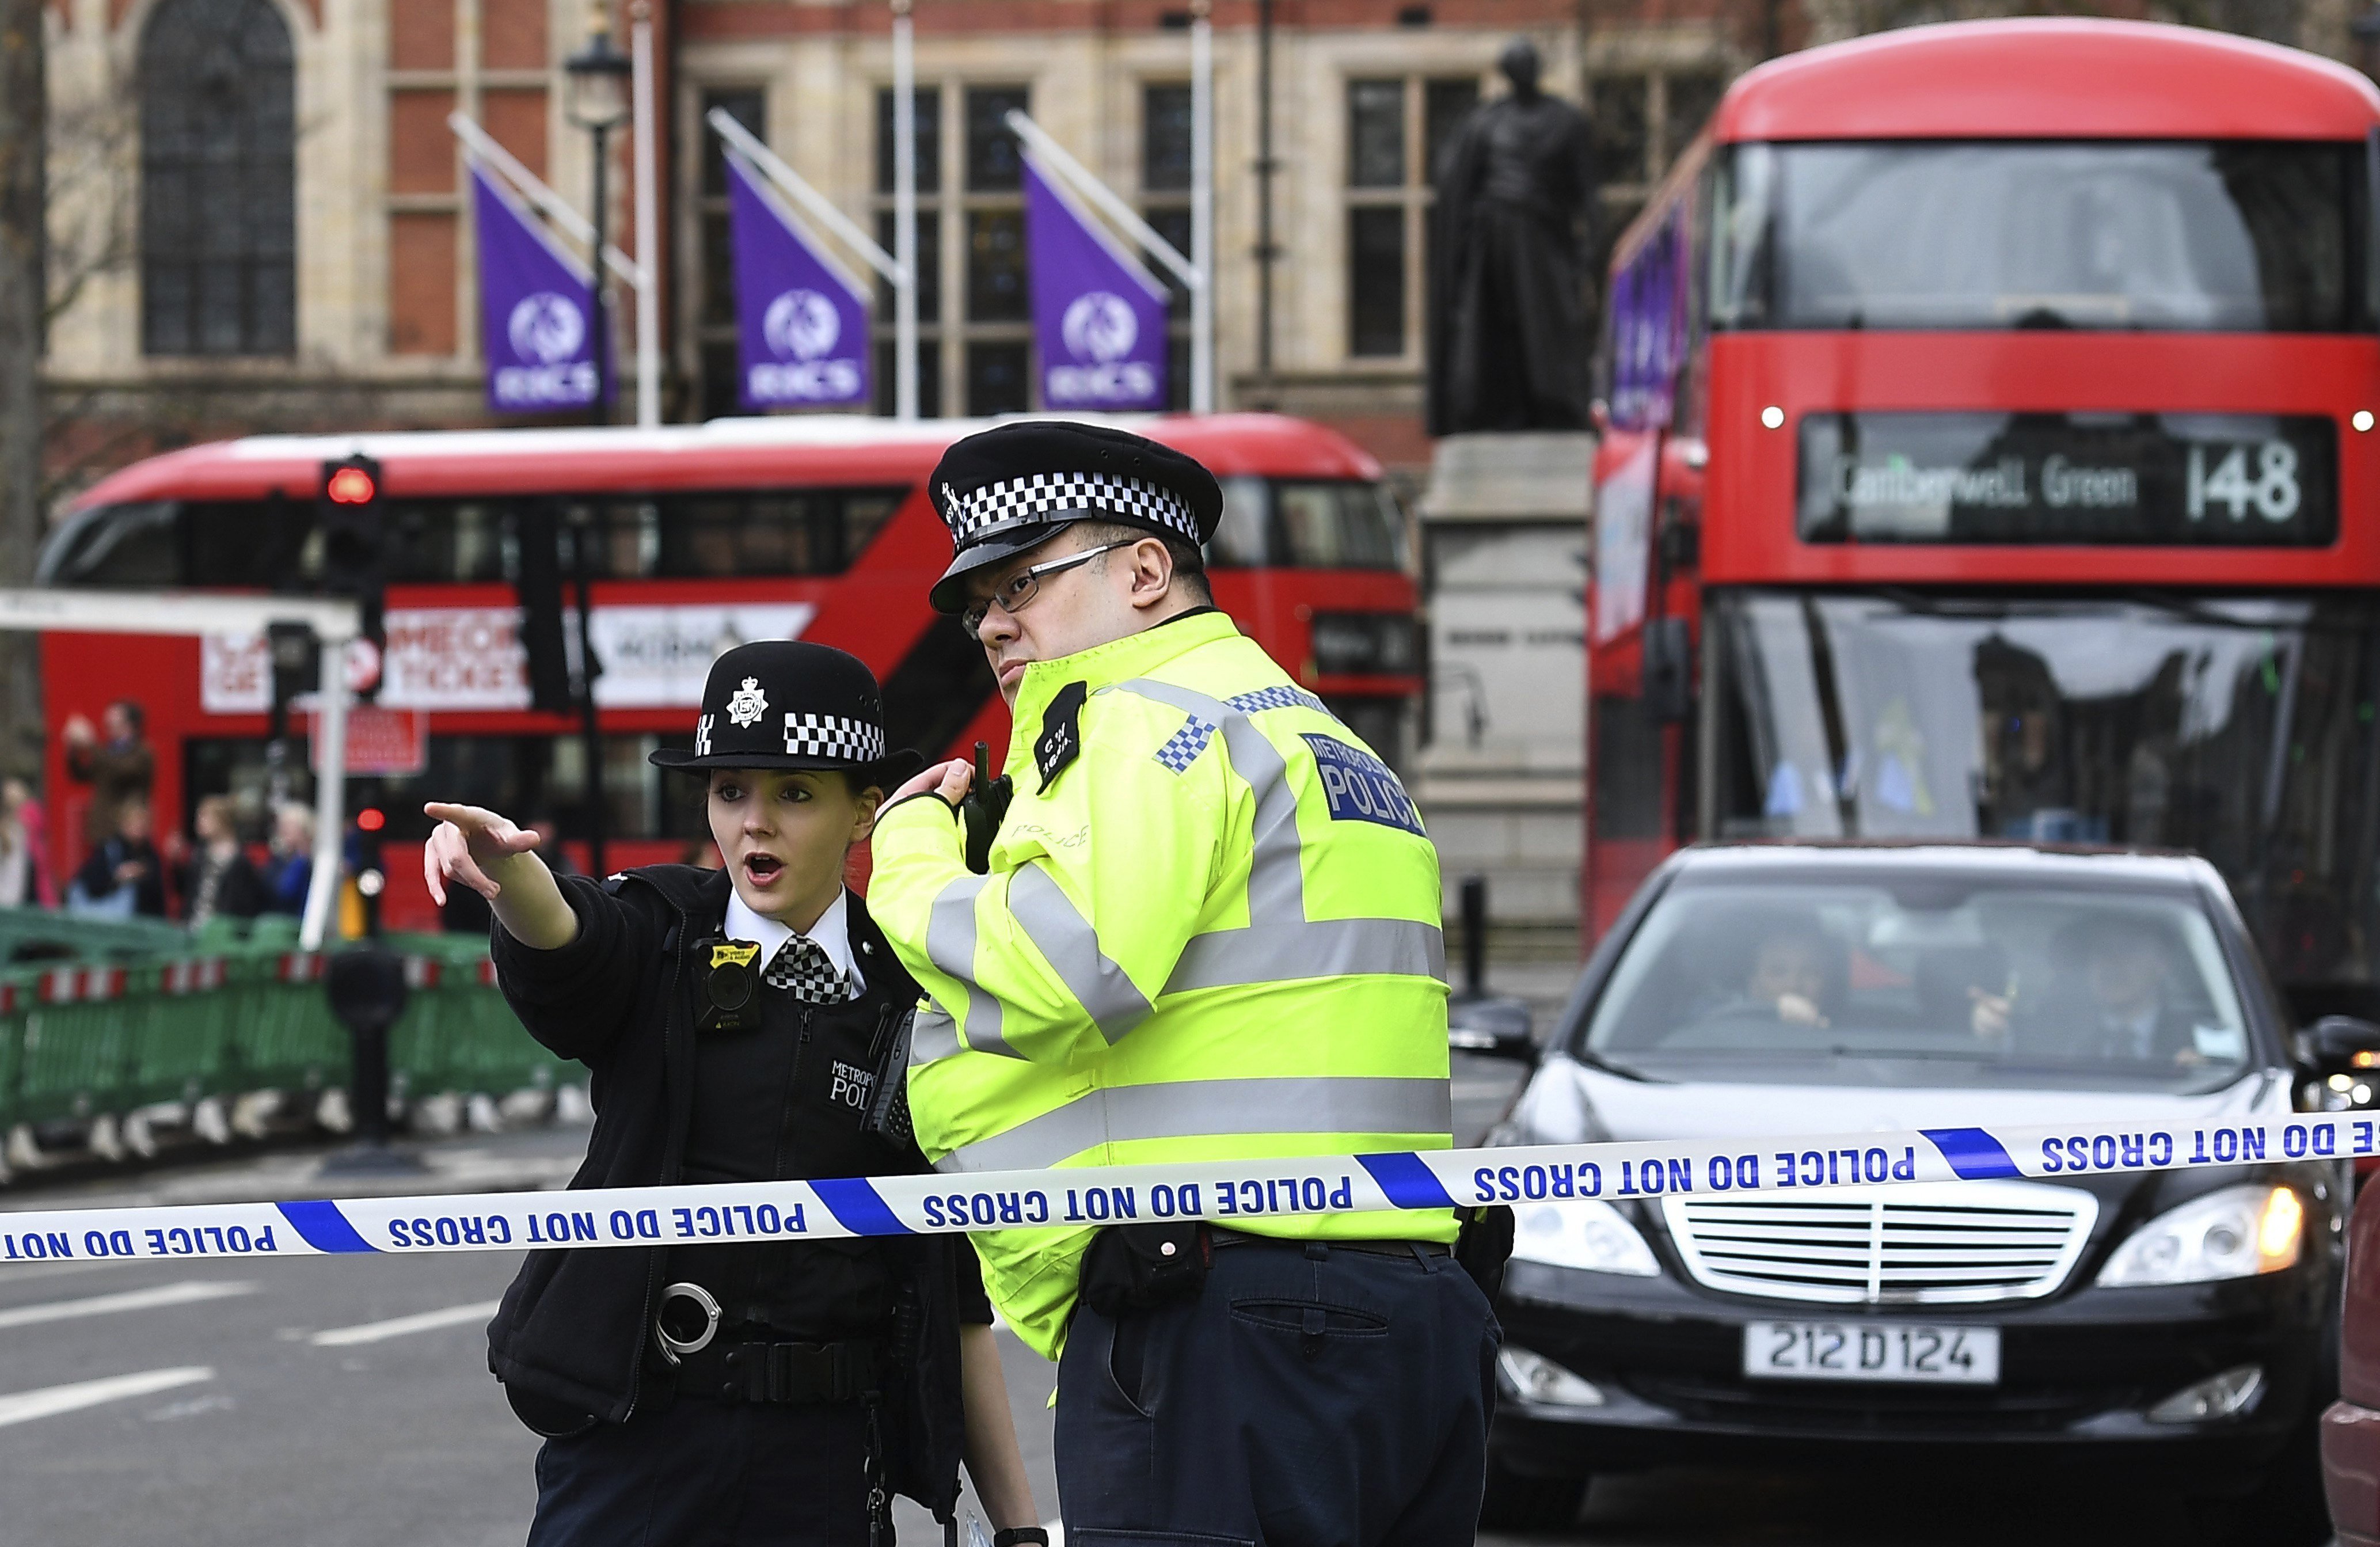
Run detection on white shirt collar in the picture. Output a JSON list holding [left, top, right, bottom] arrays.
[[724, 887, 862, 991]]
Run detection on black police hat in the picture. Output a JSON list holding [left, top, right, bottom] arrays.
[[648, 640, 923, 788], [926, 421, 1224, 614]]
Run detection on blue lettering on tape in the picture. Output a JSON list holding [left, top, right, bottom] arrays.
[[1302, 735, 1426, 838], [276, 1200, 380, 1253], [1922, 1127, 2021, 1181], [1358, 1152, 1455, 1210], [811, 1179, 913, 1237]]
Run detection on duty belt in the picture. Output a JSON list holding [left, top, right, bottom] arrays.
[[1207, 1225, 1451, 1260], [672, 1335, 883, 1405], [652, 1280, 883, 1404]]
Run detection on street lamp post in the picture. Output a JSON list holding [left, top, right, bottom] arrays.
[[563, 2, 631, 880], [565, 3, 633, 428]]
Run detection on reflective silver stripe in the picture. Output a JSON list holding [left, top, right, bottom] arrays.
[[1010, 864, 1153, 1043], [1168, 916, 1446, 993], [935, 1075, 1455, 1174], [926, 875, 1025, 1060], [1105, 677, 1446, 992], [910, 1005, 962, 1067]]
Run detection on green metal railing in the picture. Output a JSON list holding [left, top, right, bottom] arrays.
[[0, 908, 575, 1149]]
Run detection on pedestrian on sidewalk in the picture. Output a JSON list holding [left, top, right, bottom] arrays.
[[872, 421, 1501, 1546], [424, 639, 1043, 1547], [67, 794, 166, 918], [178, 795, 267, 929], [61, 699, 154, 849], [0, 776, 54, 908]]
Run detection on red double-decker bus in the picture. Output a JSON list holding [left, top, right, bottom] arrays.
[[1587, 19, 2380, 1013], [37, 413, 1419, 931]]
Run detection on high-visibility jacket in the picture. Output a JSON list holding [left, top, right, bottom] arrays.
[[870, 609, 1454, 1358]]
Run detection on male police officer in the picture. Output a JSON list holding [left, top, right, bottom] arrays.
[[869, 423, 1497, 1544]]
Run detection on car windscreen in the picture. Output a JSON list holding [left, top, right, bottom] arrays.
[[1710, 140, 2373, 333], [1577, 873, 2254, 1093]]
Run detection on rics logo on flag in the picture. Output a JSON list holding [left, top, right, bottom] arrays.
[[1062, 292, 1139, 365], [1049, 291, 1157, 407], [763, 289, 842, 362], [508, 292, 587, 365]]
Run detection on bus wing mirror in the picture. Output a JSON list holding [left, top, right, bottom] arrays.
[[1643, 616, 1694, 724]]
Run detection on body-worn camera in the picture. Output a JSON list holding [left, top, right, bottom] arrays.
[[695, 937, 763, 1032]]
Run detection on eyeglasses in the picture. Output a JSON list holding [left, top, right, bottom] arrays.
[[959, 540, 1133, 634]]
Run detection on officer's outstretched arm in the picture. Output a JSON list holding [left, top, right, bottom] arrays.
[[423, 802, 575, 950], [870, 737, 1221, 1063]]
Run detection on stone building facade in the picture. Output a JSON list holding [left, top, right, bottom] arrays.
[[36, 0, 1785, 491]]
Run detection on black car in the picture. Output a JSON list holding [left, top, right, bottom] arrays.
[[1478, 842, 2367, 1538]]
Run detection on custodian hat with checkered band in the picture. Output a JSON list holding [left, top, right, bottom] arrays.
[[925, 420, 1225, 613], [649, 639, 924, 786]]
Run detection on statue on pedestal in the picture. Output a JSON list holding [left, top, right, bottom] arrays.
[[1427, 39, 1598, 436]]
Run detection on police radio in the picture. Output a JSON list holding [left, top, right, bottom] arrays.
[[694, 937, 763, 1033]]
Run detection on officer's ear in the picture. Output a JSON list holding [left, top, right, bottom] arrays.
[[847, 778, 885, 845], [1124, 536, 1176, 611]]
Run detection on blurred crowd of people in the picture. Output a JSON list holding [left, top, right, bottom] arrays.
[[1, 697, 323, 930]]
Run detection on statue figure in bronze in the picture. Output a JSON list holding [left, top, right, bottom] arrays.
[[1427, 38, 1598, 435]]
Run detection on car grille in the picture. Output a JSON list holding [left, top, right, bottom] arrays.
[[1660, 1181, 2099, 1306]]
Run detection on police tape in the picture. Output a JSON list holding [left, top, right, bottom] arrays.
[[0, 1111, 2355, 1264]]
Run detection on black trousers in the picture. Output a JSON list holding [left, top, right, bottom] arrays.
[[1055, 1239, 1501, 1547], [527, 1397, 875, 1547]]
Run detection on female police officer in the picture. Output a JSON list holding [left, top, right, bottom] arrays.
[[423, 640, 1044, 1547]]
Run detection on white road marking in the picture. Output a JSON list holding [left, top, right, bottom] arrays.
[[0, 1367, 214, 1428], [0, 1280, 254, 1331], [309, 1299, 502, 1347]]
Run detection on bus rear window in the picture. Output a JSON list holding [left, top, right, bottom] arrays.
[[1712, 140, 2373, 333], [1211, 478, 1409, 570]]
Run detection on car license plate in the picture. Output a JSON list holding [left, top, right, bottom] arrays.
[[1743, 1321, 2000, 1385]]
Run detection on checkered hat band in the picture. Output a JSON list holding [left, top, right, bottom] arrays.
[[943, 472, 1199, 546], [784, 713, 887, 762]]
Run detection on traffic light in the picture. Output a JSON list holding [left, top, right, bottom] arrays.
[[511, 503, 575, 715], [318, 454, 387, 700], [265, 621, 320, 742]]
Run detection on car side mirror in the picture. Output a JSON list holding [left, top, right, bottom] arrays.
[[1450, 994, 1537, 1063], [2296, 1014, 2380, 1075]]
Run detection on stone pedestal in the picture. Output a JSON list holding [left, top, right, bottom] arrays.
[[1417, 432, 1594, 933]]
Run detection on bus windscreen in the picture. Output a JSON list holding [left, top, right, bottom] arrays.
[[1712, 141, 2373, 334]]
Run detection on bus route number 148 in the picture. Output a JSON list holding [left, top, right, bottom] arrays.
[[2187, 440, 2300, 524]]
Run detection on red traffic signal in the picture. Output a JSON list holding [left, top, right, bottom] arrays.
[[356, 807, 387, 833], [325, 465, 377, 504]]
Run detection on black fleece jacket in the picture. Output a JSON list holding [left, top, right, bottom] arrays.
[[481, 862, 976, 1497]]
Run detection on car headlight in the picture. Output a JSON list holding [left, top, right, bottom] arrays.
[[2096, 1184, 2303, 1287], [1510, 1199, 1661, 1277]]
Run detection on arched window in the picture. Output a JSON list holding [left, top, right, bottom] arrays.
[[139, 0, 295, 356]]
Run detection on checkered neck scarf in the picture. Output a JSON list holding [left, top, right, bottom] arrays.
[[762, 934, 858, 1005]]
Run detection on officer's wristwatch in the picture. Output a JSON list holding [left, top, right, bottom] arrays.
[[993, 1530, 1050, 1547]]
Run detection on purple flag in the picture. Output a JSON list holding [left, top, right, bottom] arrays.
[[1607, 206, 1687, 431], [1024, 158, 1169, 412], [472, 165, 609, 415], [726, 154, 872, 410]]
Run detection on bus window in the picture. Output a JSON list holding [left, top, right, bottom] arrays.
[[384, 501, 510, 583], [1211, 476, 1272, 566], [41, 501, 180, 588], [1711, 141, 2371, 334], [1274, 481, 1410, 569]]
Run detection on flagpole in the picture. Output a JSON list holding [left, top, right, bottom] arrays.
[[892, 0, 920, 421], [1190, 0, 1215, 415], [1005, 110, 1203, 294], [629, 4, 661, 428], [706, 111, 905, 284], [448, 114, 648, 290]]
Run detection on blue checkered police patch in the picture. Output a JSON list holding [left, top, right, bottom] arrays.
[[1302, 734, 1425, 837], [1154, 716, 1218, 773]]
